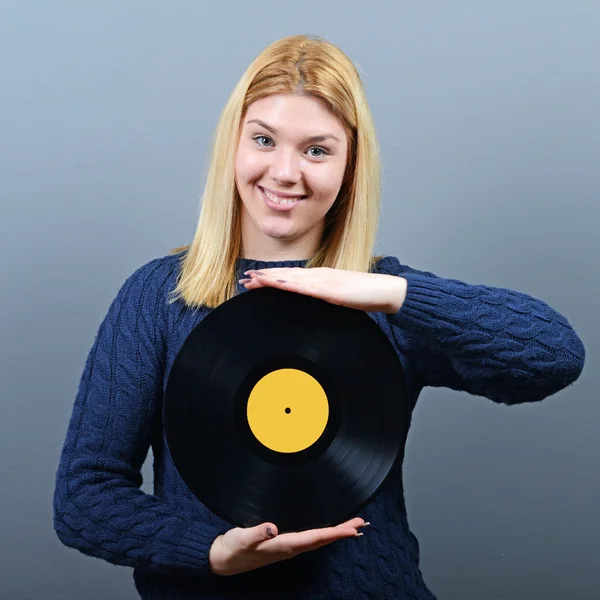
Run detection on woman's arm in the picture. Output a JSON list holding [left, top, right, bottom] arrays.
[[378, 256, 585, 405], [53, 258, 227, 577]]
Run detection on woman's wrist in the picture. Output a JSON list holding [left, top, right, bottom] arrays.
[[384, 276, 407, 314]]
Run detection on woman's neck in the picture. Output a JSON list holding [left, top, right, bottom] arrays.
[[240, 218, 323, 262], [239, 238, 319, 263]]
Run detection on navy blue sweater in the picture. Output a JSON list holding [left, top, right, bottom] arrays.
[[53, 254, 585, 599]]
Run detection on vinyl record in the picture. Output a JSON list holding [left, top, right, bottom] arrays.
[[164, 286, 410, 533]]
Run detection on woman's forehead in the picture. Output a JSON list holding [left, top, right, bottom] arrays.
[[247, 94, 342, 124], [243, 94, 347, 141]]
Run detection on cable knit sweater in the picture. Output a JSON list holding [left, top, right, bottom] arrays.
[[53, 253, 585, 599]]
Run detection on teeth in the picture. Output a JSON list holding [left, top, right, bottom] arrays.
[[262, 188, 302, 205]]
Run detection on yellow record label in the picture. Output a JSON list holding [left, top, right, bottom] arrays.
[[247, 368, 329, 453]]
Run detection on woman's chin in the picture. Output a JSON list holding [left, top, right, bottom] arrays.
[[261, 230, 295, 241], [259, 223, 297, 240]]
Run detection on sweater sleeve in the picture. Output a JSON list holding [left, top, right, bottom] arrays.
[[377, 256, 585, 405], [53, 258, 227, 577]]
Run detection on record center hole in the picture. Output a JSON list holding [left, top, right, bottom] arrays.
[[285, 407, 291, 414]]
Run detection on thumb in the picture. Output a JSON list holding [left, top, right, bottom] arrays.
[[247, 522, 278, 546]]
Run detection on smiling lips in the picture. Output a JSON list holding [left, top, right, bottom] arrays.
[[259, 186, 307, 211]]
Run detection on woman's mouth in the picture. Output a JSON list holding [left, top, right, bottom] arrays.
[[259, 186, 307, 211]]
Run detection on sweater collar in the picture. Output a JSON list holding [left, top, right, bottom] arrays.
[[235, 257, 309, 274]]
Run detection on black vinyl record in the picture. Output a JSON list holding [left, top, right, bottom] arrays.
[[164, 286, 410, 533]]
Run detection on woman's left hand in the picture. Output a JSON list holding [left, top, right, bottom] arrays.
[[240, 267, 407, 314]]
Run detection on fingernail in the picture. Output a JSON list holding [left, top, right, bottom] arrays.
[[354, 532, 364, 537], [266, 527, 276, 538], [363, 522, 371, 527]]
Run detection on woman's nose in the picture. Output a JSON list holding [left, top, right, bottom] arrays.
[[269, 148, 302, 184]]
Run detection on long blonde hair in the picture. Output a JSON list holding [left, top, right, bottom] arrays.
[[171, 34, 382, 308]]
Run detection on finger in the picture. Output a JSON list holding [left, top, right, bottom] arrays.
[[335, 517, 366, 530], [306, 530, 366, 552], [297, 527, 362, 553], [243, 268, 301, 276], [275, 525, 359, 554], [248, 271, 309, 292], [248, 273, 290, 289], [240, 277, 265, 289], [243, 269, 286, 279]]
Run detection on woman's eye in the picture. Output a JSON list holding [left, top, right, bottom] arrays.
[[252, 135, 328, 158], [254, 135, 273, 147], [308, 147, 328, 158]]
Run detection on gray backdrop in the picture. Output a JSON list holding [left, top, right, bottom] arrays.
[[1, 2, 598, 599]]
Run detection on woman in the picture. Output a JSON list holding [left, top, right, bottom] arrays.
[[53, 34, 585, 599]]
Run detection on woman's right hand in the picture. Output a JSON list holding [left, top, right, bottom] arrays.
[[208, 517, 368, 576]]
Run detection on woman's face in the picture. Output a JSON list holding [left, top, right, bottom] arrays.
[[235, 93, 349, 257]]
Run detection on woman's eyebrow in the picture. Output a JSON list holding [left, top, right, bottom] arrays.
[[246, 118, 341, 144]]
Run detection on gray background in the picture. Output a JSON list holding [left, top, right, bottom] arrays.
[[0, 1, 598, 599]]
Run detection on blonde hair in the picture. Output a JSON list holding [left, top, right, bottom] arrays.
[[171, 34, 382, 308]]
